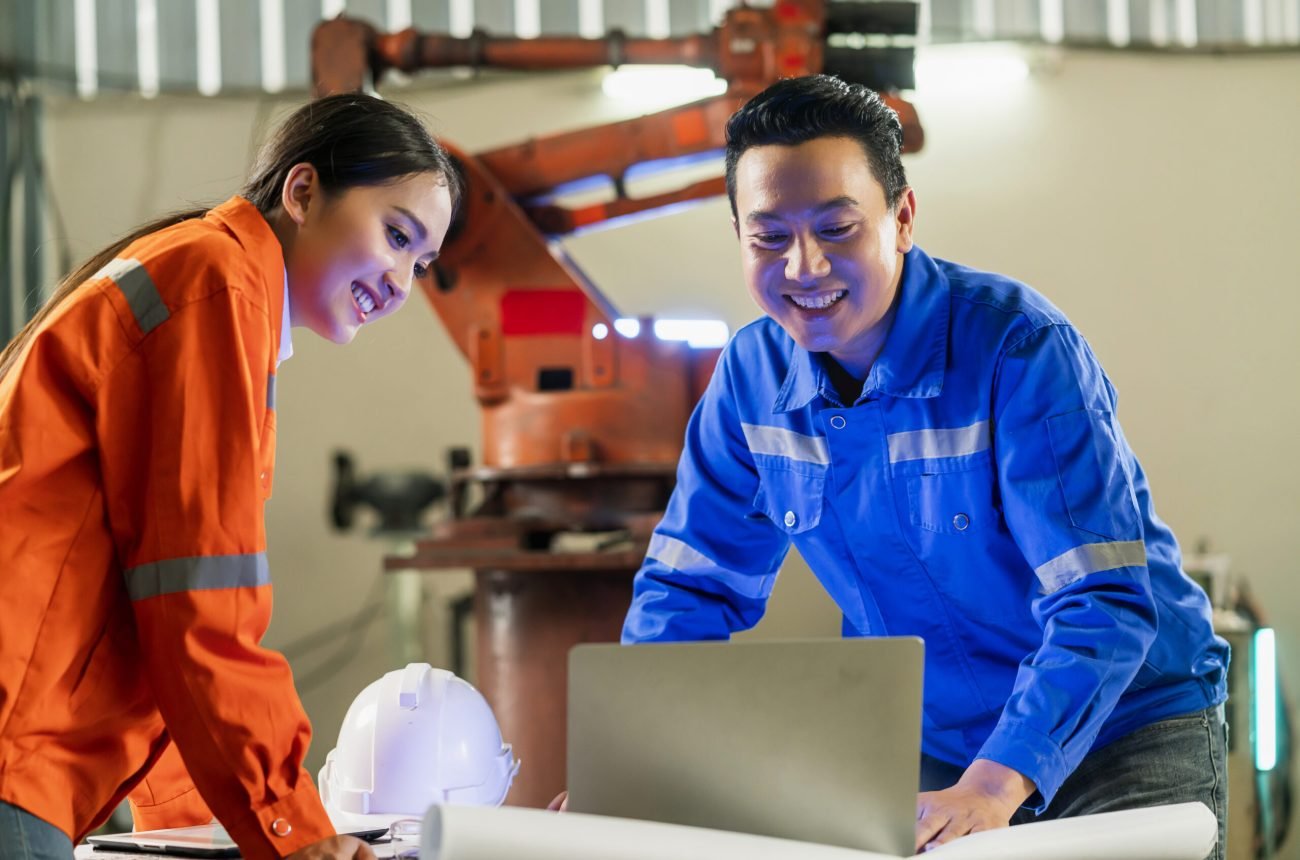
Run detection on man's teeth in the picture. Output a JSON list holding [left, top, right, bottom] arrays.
[[351, 283, 376, 315], [789, 290, 846, 310]]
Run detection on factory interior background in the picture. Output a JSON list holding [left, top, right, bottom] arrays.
[[2, 0, 1298, 856]]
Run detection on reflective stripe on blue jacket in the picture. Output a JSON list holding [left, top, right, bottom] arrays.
[[622, 245, 1229, 810]]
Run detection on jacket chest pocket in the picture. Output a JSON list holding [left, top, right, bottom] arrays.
[[902, 454, 999, 536], [752, 462, 826, 536], [259, 409, 277, 500]]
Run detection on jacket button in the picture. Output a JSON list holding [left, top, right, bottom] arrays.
[[784, 511, 797, 528], [830, 415, 847, 430], [270, 818, 292, 837], [953, 513, 970, 531]]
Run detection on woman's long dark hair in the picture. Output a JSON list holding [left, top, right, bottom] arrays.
[[0, 94, 460, 382]]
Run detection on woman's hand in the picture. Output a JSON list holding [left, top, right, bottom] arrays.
[[286, 835, 377, 860]]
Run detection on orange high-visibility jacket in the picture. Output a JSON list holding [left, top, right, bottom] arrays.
[[0, 196, 335, 859]]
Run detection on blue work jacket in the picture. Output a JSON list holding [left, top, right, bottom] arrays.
[[623, 245, 1229, 810]]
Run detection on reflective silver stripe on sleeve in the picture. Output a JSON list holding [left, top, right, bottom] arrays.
[[740, 423, 830, 466], [646, 533, 771, 599], [887, 420, 990, 463], [125, 553, 270, 601], [647, 533, 715, 574], [1034, 540, 1147, 594], [267, 373, 276, 411], [96, 258, 169, 335]]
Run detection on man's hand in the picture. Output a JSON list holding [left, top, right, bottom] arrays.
[[286, 835, 376, 860], [547, 791, 569, 812], [914, 759, 1034, 852]]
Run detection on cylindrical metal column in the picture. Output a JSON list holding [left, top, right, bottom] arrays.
[[473, 569, 634, 809]]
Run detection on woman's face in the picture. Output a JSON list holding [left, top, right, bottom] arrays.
[[283, 169, 454, 344]]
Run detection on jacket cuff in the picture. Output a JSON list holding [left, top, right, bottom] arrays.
[[224, 778, 336, 860], [975, 719, 1068, 813], [129, 787, 214, 832]]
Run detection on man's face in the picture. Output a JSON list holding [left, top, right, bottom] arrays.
[[732, 136, 915, 379]]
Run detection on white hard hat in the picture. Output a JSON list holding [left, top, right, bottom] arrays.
[[319, 663, 520, 830]]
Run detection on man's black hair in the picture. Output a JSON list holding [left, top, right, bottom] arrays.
[[724, 75, 907, 219]]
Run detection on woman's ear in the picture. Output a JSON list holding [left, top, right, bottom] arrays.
[[281, 163, 320, 227]]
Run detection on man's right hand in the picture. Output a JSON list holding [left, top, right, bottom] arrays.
[[286, 835, 376, 860], [547, 791, 569, 812]]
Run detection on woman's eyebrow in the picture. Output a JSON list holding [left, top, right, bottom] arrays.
[[394, 206, 428, 241]]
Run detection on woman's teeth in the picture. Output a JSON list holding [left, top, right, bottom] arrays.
[[351, 283, 376, 315], [789, 290, 847, 310]]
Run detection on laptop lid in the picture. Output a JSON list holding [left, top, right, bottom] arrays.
[[567, 637, 923, 856]]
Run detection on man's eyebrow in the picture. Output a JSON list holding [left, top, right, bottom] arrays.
[[394, 206, 428, 241], [744, 196, 861, 224]]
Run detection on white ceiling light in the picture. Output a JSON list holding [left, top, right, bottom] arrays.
[[602, 65, 726, 110], [914, 44, 1030, 92]]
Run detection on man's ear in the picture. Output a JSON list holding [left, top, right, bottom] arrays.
[[281, 163, 320, 227], [894, 186, 917, 253], [731, 216, 740, 240]]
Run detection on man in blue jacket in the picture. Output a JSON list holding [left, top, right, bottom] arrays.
[[622, 75, 1229, 856]]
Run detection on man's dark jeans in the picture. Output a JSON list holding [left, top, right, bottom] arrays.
[[921, 706, 1228, 860], [0, 801, 73, 860]]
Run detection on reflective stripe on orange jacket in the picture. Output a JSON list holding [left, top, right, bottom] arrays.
[[0, 196, 334, 859]]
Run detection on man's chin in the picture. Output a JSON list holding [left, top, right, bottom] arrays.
[[780, 324, 844, 355]]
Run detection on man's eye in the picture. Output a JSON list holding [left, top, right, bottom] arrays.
[[387, 225, 410, 249], [754, 233, 788, 246], [414, 262, 430, 279], [822, 224, 853, 237]]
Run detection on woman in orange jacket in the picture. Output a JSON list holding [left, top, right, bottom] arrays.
[[0, 94, 458, 860]]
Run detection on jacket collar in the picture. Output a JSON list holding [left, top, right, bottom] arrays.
[[204, 196, 288, 360], [774, 245, 949, 412]]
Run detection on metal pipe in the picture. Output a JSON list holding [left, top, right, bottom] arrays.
[[0, 85, 13, 343], [19, 89, 43, 321]]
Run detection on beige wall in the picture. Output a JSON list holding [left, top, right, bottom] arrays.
[[42, 45, 1299, 835]]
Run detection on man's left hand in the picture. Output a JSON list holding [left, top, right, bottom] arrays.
[[914, 759, 1035, 852]]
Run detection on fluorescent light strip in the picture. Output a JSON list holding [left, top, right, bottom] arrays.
[[1243, 0, 1264, 45], [387, 0, 412, 31], [1149, 0, 1170, 46], [1038, 0, 1064, 43], [653, 319, 729, 348], [972, 0, 995, 38], [1254, 627, 1277, 772], [74, 0, 97, 99], [449, 0, 474, 37], [196, 0, 222, 97], [136, 0, 160, 97], [578, 0, 604, 38], [1282, 0, 1300, 44], [917, 0, 932, 44], [1175, 0, 1197, 47], [646, 0, 671, 39], [515, 0, 541, 38], [260, 0, 286, 93], [322, 0, 345, 20], [1262, 0, 1282, 44], [1106, 0, 1131, 46]]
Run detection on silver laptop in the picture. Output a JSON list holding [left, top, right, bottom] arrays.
[[567, 637, 924, 855]]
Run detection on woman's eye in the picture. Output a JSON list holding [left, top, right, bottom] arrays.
[[414, 262, 429, 279], [387, 225, 410, 249]]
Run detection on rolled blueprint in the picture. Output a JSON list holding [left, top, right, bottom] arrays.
[[420, 800, 1216, 860]]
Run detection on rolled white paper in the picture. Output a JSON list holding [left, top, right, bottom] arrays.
[[420, 800, 1216, 860]]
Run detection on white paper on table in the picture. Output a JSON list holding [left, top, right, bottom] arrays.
[[419, 801, 1216, 860]]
